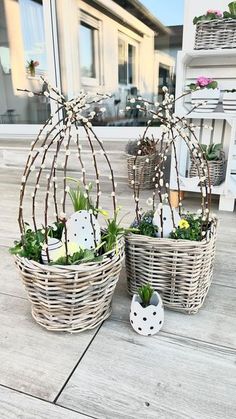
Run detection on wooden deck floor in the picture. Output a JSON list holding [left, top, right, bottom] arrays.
[[0, 167, 236, 419]]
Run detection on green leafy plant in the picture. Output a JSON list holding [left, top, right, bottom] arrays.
[[51, 248, 102, 265], [102, 208, 125, 253], [188, 77, 218, 91], [200, 143, 223, 161], [9, 222, 64, 262], [224, 2, 236, 18], [138, 284, 154, 307], [170, 213, 202, 241], [131, 211, 158, 237], [193, 9, 223, 25]]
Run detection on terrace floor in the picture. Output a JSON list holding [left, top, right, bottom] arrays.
[[0, 167, 236, 419]]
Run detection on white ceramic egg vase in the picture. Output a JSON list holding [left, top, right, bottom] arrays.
[[41, 237, 63, 264], [65, 210, 101, 250], [153, 204, 181, 238], [130, 291, 164, 336]]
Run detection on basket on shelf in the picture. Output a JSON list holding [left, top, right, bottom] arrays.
[[12, 80, 124, 333], [125, 89, 217, 314], [194, 18, 236, 50], [127, 152, 158, 189], [189, 151, 225, 186]]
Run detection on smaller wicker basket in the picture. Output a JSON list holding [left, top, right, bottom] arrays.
[[15, 239, 124, 332], [194, 18, 236, 50], [189, 151, 225, 186], [125, 224, 217, 314], [127, 153, 158, 189]]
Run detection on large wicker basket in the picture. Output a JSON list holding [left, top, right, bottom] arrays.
[[194, 18, 236, 50], [189, 151, 225, 186], [127, 153, 158, 189], [15, 239, 124, 332], [125, 226, 217, 314]]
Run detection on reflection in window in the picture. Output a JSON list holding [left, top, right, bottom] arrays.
[[0, 0, 50, 124], [80, 23, 95, 78], [118, 37, 137, 85], [19, 0, 47, 73]]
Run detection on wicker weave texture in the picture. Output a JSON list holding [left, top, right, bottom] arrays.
[[127, 153, 158, 189], [125, 228, 217, 314], [194, 18, 236, 50], [189, 152, 225, 186], [15, 240, 124, 332]]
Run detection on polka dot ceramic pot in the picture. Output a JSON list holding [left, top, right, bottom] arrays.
[[130, 291, 164, 336]]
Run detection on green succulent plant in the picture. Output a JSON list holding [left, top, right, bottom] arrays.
[[138, 284, 154, 308], [200, 143, 223, 161]]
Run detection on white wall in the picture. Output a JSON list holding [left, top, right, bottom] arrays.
[[183, 0, 230, 50]]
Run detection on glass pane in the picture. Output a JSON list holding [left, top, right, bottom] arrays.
[[0, 0, 50, 124], [118, 38, 127, 85], [128, 43, 135, 85], [80, 23, 95, 78]]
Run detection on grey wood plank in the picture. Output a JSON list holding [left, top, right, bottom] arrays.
[[0, 386, 88, 419], [57, 320, 236, 419], [0, 246, 27, 299], [112, 269, 236, 349], [0, 293, 97, 401]]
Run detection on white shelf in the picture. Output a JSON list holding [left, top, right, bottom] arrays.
[[171, 49, 236, 211]]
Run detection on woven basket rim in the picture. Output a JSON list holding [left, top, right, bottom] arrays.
[[125, 219, 217, 246], [196, 17, 236, 25], [15, 237, 124, 272], [126, 151, 157, 159]]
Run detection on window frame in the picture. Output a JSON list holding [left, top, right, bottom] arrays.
[[79, 10, 101, 87], [118, 31, 139, 88]]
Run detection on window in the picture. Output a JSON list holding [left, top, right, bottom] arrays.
[[79, 12, 100, 84], [80, 23, 95, 78], [0, 0, 50, 124], [118, 34, 137, 85]]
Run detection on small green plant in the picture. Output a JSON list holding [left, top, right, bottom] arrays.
[[131, 211, 158, 237], [102, 208, 125, 253], [200, 143, 222, 161], [67, 177, 93, 211], [170, 213, 202, 241], [138, 284, 154, 307], [224, 2, 236, 18], [9, 222, 64, 262], [51, 248, 102, 265]]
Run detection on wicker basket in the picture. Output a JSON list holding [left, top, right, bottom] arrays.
[[194, 18, 236, 50], [15, 239, 124, 332], [189, 151, 225, 186], [127, 153, 158, 189], [125, 225, 217, 314]]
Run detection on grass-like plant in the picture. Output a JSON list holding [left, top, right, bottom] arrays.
[[138, 284, 154, 307], [67, 177, 93, 211]]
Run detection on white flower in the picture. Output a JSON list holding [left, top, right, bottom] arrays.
[[146, 198, 153, 206], [162, 86, 168, 92]]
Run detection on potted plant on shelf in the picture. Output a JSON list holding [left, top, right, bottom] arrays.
[[193, 2, 236, 50], [189, 143, 225, 186], [188, 77, 220, 113], [130, 284, 164, 336], [125, 136, 158, 189], [27, 60, 39, 77], [10, 79, 124, 333], [125, 87, 217, 314], [223, 89, 236, 114]]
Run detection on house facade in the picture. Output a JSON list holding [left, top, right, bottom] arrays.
[[0, 0, 174, 136]]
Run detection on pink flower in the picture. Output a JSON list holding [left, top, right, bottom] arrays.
[[33, 61, 39, 67], [207, 9, 222, 17], [196, 76, 212, 87]]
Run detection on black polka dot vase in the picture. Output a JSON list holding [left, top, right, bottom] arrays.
[[130, 291, 164, 336]]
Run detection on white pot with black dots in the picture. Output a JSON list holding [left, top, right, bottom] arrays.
[[130, 291, 164, 336], [65, 210, 101, 250]]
